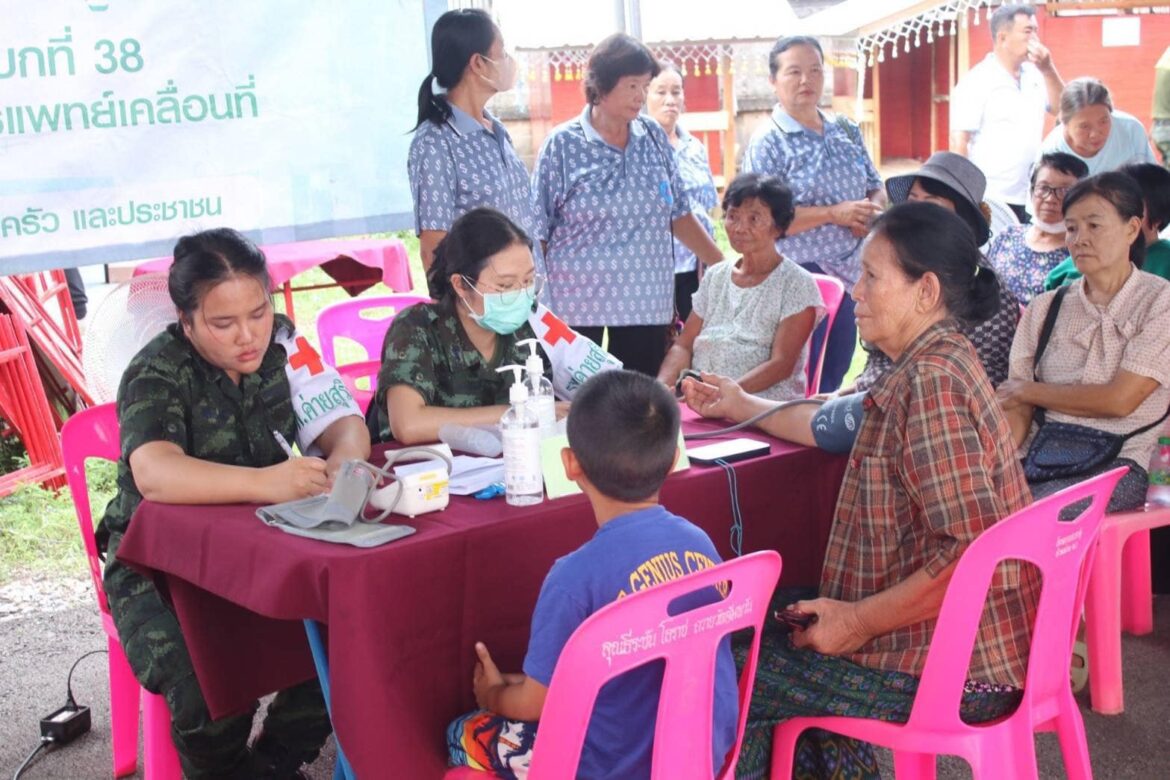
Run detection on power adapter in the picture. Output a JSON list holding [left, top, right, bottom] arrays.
[[40, 704, 91, 745]]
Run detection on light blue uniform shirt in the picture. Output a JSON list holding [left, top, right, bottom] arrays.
[[671, 125, 718, 274], [743, 105, 882, 287], [532, 105, 691, 327], [408, 104, 543, 266], [1039, 110, 1156, 176]]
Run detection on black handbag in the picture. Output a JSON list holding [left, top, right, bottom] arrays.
[[1023, 286, 1169, 482]]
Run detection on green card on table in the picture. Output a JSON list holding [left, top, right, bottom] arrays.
[[540, 429, 690, 500]]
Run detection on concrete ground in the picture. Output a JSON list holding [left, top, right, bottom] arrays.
[[1, 578, 1168, 779]]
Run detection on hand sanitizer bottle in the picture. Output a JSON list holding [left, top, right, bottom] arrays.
[[517, 338, 556, 439], [496, 365, 543, 506]]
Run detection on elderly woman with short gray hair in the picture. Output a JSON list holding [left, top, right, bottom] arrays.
[[1039, 77, 1156, 176]]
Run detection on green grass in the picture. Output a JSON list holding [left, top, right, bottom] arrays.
[[0, 460, 116, 583]]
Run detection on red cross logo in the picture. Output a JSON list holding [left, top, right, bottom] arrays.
[[541, 312, 576, 346], [289, 337, 324, 375]]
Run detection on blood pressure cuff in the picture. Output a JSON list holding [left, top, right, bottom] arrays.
[[810, 392, 866, 454]]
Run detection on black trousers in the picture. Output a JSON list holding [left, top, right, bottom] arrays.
[[574, 325, 670, 377], [674, 270, 700, 322]]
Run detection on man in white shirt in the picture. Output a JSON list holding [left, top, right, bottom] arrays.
[[950, 4, 1064, 221]]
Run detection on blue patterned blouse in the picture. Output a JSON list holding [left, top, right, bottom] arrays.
[[408, 104, 542, 265], [671, 125, 718, 274], [743, 106, 882, 287], [532, 105, 692, 327], [986, 224, 1068, 304]]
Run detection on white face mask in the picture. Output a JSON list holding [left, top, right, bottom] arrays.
[[1032, 218, 1066, 235], [479, 53, 517, 93]]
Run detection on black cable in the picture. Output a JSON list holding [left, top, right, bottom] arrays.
[[715, 459, 744, 558], [13, 739, 51, 780], [65, 649, 107, 708], [684, 397, 824, 441]]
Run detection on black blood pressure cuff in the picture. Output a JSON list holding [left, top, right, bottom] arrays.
[[810, 392, 866, 454]]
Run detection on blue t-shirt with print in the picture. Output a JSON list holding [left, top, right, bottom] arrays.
[[522, 505, 738, 779]]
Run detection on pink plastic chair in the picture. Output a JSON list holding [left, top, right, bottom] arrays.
[[315, 294, 429, 367], [445, 550, 782, 780], [807, 275, 845, 397], [61, 404, 182, 779], [1083, 506, 1170, 714], [335, 360, 381, 415], [771, 467, 1126, 780]]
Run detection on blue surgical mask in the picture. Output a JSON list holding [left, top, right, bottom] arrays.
[[462, 285, 536, 335]]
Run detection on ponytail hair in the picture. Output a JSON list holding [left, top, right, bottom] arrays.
[[427, 207, 533, 301], [871, 202, 1001, 326], [413, 9, 498, 130]]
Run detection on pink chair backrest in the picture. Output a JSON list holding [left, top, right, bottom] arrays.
[[907, 466, 1126, 729], [527, 550, 782, 780], [807, 275, 845, 396], [315, 295, 430, 367], [336, 360, 381, 415], [60, 403, 121, 615]]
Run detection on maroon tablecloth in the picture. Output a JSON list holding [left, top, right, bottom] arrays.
[[116, 415, 847, 779]]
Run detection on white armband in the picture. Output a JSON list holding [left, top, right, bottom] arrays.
[[276, 325, 363, 455]]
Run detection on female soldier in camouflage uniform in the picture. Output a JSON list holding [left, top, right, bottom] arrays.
[[370, 207, 561, 444], [98, 228, 370, 779]]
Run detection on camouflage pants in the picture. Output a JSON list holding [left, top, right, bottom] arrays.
[[1154, 120, 1170, 168], [104, 534, 331, 779]]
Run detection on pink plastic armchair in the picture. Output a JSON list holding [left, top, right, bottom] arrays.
[[445, 550, 782, 780], [807, 275, 845, 397], [1083, 505, 1170, 714], [335, 360, 381, 415], [771, 467, 1127, 780], [61, 403, 182, 779], [315, 294, 429, 367]]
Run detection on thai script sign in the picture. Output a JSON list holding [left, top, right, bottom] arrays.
[[0, 1, 428, 270]]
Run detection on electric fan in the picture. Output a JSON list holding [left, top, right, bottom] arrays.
[[82, 273, 177, 403]]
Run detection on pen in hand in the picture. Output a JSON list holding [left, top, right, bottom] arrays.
[[272, 430, 296, 459]]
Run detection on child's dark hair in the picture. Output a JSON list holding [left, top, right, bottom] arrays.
[[169, 228, 271, 317], [427, 207, 533, 300], [567, 370, 679, 502], [584, 34, 659, 105], [1120, 162, 1170, 233], [414, 9, 498, 130], [722, 173, 796, 236], [870, 202, 1001, 326], [1063, 171, 1147, 268]]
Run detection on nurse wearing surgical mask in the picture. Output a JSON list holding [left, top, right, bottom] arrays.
[[370, 208, 566, 444], [410, 9, 542, 274]]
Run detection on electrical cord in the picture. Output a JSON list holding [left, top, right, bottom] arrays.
[[684, 397, 824, 440], [714, 458, 745, 557], [13, 738, 51, 780], [65, 649, 107, 708]]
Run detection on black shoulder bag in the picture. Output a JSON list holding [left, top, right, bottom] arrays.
[[1023, 286, 1170, 482]]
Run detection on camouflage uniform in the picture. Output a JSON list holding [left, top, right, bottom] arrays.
[[368, 299, 550, 442], [100, 315, 332, 779]]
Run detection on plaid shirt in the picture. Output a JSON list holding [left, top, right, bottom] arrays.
[[819, 322, 1038, 687]]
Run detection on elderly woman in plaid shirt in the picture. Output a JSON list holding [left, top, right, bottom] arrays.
[[685, 202, 1041, 780]]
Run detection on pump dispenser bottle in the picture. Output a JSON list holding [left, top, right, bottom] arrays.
[[495, 365, 543, 506], [517, 338, 556, 438]]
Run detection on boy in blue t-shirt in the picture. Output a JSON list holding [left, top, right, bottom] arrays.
[[446, 370, 738, 779]]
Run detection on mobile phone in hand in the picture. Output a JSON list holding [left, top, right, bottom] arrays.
[[774, 608, 816, 630]]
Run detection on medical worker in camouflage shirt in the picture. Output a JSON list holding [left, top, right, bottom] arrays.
[[370, 207, 563, 444], [98, 228, 369, 779]]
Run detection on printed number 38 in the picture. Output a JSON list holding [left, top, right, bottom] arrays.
[[94, 39, 144, 74]]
